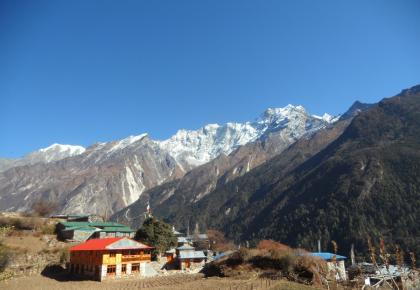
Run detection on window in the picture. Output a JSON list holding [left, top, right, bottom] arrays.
[[121, 264, 127, 274], [131, 263, 140, 272], [109, 252, 116, 257], [107, 265, 116, 275]]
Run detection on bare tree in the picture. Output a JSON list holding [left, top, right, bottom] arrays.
[[32, 199, 57, 217]]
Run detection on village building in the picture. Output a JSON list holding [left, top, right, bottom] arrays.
[[172, 226, 184, 237], [357, 263, 419, 289], [311, 252, 347, 281], [165, 248, 176, 264], [187, 233, 210, 250], [89, 226, 136, 239], [69, 237, 153, 281], [175, 244, 206, 270], [50, 214, 91, 222], [164, 227, 207, 270], [56, 221, 135, 242]]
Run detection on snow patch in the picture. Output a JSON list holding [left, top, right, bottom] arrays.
[[108, 134, 148, 153]]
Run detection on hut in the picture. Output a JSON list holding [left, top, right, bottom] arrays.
[[176, 244, 206, 270]]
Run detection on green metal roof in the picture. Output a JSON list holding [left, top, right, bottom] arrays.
[[60, 221, 128, 228], [98, 227, 135, 233], [62, 226, 97, 232], [59, 221, 135, 233]]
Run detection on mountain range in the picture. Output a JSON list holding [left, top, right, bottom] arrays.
[[114, 85, 420, 257], [0, 104, 334, 215], [2, 84, 419, 257]]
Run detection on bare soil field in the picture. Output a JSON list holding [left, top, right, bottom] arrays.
[[0, 274, 321, 290]]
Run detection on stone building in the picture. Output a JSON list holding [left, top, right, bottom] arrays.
[[311, 252, 347, 281]]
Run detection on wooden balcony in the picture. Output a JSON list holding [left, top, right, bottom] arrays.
[[121, 254, 151, 263]]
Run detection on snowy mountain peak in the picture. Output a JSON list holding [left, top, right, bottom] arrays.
[[1, 105, 334, 174], [106, 133, 149, 153], [259, 105, 307, 123], [39, 143, 86, 155], [117, 134, 148, 148], [313, 113, 338, 123], [31, 143, 86, 163], [157, 104, 333, 169]]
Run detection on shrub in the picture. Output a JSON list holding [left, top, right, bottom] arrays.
[[0, 242, 10, 273], [205, 241, 328, 286], [207, 229, 236, 252], [257, 239, 291, 252], [0, 216, 43, 231], [31, 199, 57, 217], [40, 224, 55, 235], [59, 248, 70, 264]]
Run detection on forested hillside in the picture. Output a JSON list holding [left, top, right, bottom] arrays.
[[154, 85, 420, 257]]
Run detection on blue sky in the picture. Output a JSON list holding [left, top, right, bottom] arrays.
[[1, 0, 420, 158]]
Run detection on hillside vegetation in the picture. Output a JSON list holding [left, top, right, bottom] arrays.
[[155, 85, 420, 258]]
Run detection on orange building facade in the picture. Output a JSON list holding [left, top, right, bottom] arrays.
[[69, 237, 153, 281]]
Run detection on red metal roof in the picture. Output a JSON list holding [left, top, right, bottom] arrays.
[[70, 237, 153, 251]]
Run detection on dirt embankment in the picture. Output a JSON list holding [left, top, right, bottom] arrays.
[[0, 214, 71, 279]]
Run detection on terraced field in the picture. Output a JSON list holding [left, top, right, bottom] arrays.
[[0, 274, 321, 290]]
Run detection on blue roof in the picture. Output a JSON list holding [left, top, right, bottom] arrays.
[[179, 250, 206, 259], [176, 244, 195, 250], [213, 251, 234, 261], [177, 237, 188, 243], [310, 252, 347, 261]]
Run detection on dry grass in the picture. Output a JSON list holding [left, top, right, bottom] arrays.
[[204, 241, 328, 288], [2, 233, 56, 253]]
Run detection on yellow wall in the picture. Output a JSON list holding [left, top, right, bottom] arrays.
[[70, 250, 152, 266], [102, 252, 121, 265]]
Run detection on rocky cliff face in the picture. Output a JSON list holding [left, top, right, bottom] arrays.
[[0, 135, 184, 215], [112, 107, 340, 227], [129, 86, 420, 258], [113, 119, 352, 229], [0, 144, 85, 173]]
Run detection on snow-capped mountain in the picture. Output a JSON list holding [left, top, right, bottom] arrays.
[[0, 104, 335, 215], [157, 104, 335, 170], [0, 143, 85, 172], [31, 143, 85, 162]]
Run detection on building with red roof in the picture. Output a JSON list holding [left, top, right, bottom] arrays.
[[69, 237, 153, 281]]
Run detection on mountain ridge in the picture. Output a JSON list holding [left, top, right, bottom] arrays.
[[0, 104, 334, 216], [130, 85, 419, 257]]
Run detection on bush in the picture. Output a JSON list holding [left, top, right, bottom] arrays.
[[205, 242, 328, 286], [59, 248, 70, 264], [0, 242, 10, 273], [207, 229, 236, 252], [257, 239, 291, 252], [40, 224, 56, 235], [0, 216, 42, 231], [31, 200, 57, 217]]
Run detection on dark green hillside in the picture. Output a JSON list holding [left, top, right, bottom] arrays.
[[155, 85, 420, 258], [228, 85, 420, 255], [154, 117, 353, 236]]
